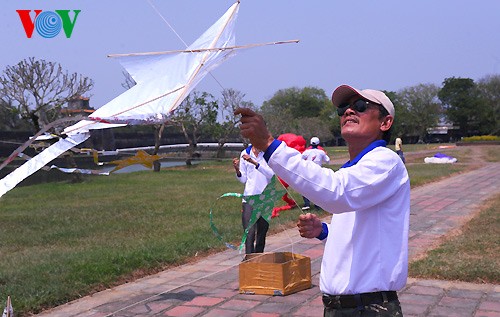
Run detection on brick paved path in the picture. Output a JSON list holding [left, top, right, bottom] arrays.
[[36, 164, 500, 317]]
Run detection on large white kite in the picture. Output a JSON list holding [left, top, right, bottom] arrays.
[[0, 1, 298, 198]]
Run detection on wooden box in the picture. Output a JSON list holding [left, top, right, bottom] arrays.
[[239, 252, 311, 296]]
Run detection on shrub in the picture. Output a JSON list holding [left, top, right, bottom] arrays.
[[461, 135, 500, 142]]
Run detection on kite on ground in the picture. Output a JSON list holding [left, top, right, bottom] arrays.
[[424, 152, 458, 164]]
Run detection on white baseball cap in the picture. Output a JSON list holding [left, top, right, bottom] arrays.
[[331, 85, 395, 117], [310, 137, 320, 145]]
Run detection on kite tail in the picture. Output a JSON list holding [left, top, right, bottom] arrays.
[[209, 192, 243, 251], [0, 133, 90, 198]]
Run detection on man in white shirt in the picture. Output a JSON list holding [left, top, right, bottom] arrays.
[[235, 85, 409, 316], [233, 145, 274, 254], [301, 136, 330, 210]]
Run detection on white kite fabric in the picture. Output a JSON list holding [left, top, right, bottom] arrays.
[[0, 2, 240, 198], [0, 133, 90, 197], [63, 1, 239, 135]]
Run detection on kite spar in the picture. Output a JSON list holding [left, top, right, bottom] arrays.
[[0, 1, 299, 198]]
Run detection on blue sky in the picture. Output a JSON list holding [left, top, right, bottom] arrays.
[[1, 0, 500, 110]]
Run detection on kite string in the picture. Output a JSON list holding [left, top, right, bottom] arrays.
[[147, 0, 305, 257], [145, 0, 226, 91], [273, 180, 308, 260], [146, 0, 189, 48]]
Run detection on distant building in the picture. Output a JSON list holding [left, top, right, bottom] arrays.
[[61, 96, 95, 117], [61, 96, 116, 150], [425, 121, 460, 143]]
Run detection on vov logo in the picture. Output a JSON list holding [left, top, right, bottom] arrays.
[[16, 10, 81, 38]]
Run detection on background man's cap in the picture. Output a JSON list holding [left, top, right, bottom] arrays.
[[331, 84, 395, 117], [310, 137, 320, 145]]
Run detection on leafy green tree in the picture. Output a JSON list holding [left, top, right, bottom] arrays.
[[438, 77, 490, 137], [0, 57, 93, 132], [385, 90, 408, 141], [261, 86, 334, 141], [171, 91, 218, 165], [211, 89, 255, 158], [477, 74, 500, 135], [296, 117, 334, 144], [396, 84, 441, 142]]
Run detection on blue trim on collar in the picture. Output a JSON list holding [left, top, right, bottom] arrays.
[[341, 140, 387, 169], [263, 139, 282, 162]]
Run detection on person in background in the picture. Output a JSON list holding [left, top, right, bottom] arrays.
[[395, 136, 405, 164], [301, 136, 330, 210], [232, 145, 274, 254], [235, 84, 410, 316]]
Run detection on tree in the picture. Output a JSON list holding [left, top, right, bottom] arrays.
[[395, 84, 441, 142], [438, 77, 490, 137], [477, 74, 500, 135], [171, 91, 218, 165], [385, 90, 408, 140], [0, 57, 94, 132], [211, 89, 255, 158], [261, 86, 334, 141], [0, 97, 29, 131], [121, 70, 165, 172], [296, 117, 334, 144]]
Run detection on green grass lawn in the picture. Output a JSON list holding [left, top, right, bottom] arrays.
[[409, 193, 500, 284], [0, 144, 498, 315]]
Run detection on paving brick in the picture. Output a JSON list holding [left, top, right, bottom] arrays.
[[242, 312, 281, 317], [205, 288, 239, 298], [218, 298, 262, 311], [186, 296, 225, 306], [267, 293, 311, 304], [401, 302, 430, 315], [404, 284, 445, 296], [199, 308, 242, 317], [301, 248, 324, 259], [253, 301, 298, 314], [439, 296, 477, 310], [163, 305, 206, 317], [291, 304, 324, 316], [84, 312, 109, 317], [478, 300, 500, 312], [428, 305, 475, 317], [486, 291, 500, 301], [447, 289, 485, 300], [474, 310, 500, 317], [399, 293, 440, 306], [146, 301, 174, 314]]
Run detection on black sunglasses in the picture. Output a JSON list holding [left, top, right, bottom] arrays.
[[337, 99, 376, 116]]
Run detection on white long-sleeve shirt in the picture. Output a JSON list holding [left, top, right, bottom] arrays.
[[302, 147, 330, 166], [264, 140, 410, 295], [236, 147, 274, 198]]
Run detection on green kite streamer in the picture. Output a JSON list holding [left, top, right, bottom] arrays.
[[210, 176, 286, 252], [239, 176, 286, 251], [209, 192, 243, 250]]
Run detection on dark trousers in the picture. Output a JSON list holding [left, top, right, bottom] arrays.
[[396, 150, 405, 164], [242, 202, 269, 254], [323, 292, 403, 317], [303, 196, 321, 210], [303, 196, 311, 207]]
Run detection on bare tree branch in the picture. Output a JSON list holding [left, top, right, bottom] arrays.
[[0, 57, 94, 132]]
